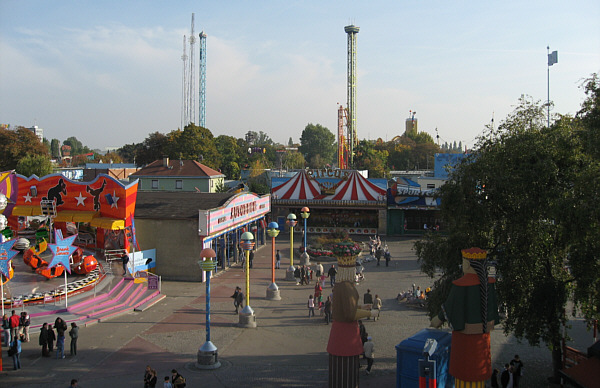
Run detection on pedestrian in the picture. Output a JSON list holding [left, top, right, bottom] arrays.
[[55, 317, 67, 359], [163, 376, 173, 388], [9, 334, 23, 370], [294, 266, 301, 285], [9, 310, 20, 344], [363, 289, 373, 305], [510, 355, 524, 387], [47, 323, 56, 352], [70, 379, 79, 387], [373, 294, 382, 321], [275, 250, 281, 269], [491, 368, 500, 388], [384, 246, 391, 267], [39, 322, 50, 357], [308, 295, 315, 317], [324, 296, 332, 324], [121, 252, 130, 276], [315, 262, 323, 279], [69, 322, 79, 356], [21, 311, 30, 342], [501, 363, 512, 388], [375, 247, 382, 266], [231, 286, 241, 314], [249, 249, 254, 269], [171, 369, 186, 388], [327, 264, 337, 287], [300, 266, 306, 285], [144, 365, 158, 388], [314, 282, 323, 308], [236, 288, 245, 313], [2, 313, 10, 347], [359, 320, 368, 345], [363, 336, 375, 375]]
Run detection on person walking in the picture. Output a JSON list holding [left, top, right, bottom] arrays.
[[69, 322, 79, 356], [171, 369, 186, 388], [373, 294, 382, 321], [231, 286, 241, 314], [359, 320, 368, 346], [315, 262, 323, 279], [55, 317, 67, 359], [47, 323, 56, 352], [236, 289, 245, 313], [144, 365, 158, 388], [324, 296, 332, 324], [510, 355, 524, 387], [39, 322, 50, 357], [363, 336, 375, 375], [2, 313, 10, 347], [10, 334, 23, 370], [501, 363, 512, 388], [307, 295, 315, 318], [275, 250, 281, 269], [294, 266, 301, 285], [327, 264, 337, 287], [363, 289, 373, 305], [375, 247, 383, 266], [384, 246, 391, 267], [300, 266, 306, 285], [249, 250, 254, 269]]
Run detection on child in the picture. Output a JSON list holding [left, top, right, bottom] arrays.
[[308, 295, 315, 317], [163, 376, 173, 388]]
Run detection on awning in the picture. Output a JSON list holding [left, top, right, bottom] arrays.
[[11, 206, 43, 216], [54, 210, 80, 222], [72, 211, 98, 223], [90, 217, 125, 230]]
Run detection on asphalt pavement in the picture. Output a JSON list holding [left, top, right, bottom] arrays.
[[0, 236, 593, 387]]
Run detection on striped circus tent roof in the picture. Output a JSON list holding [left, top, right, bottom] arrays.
[[271, 170, 322, 200], [331, 171, 387, 201]]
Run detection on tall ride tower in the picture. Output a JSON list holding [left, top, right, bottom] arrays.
[[345, 24, 359, 167], [188, 13, 197, 125], [199, 31, 207, 128]]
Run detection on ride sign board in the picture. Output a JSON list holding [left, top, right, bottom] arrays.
[[198, 192, 270, 237]]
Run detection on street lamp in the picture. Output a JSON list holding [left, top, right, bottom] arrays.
[[300, 207, 310, 265], [285, 213, 297, 281], [266, 222, 281, 301], [196, 248, 221, 369], [239, 231, 256, 328]]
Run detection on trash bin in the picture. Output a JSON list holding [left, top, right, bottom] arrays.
[[396, 328, 452, 388]]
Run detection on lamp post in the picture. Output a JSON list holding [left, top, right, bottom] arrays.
[[239, 231, 256, 328], [196, 248, 221, 369], [266, 222, 281, 300], [300, 207, 310, 265], [285, 213, 297, 281]]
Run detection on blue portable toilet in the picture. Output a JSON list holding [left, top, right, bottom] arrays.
[[396, 328, 452, 388]]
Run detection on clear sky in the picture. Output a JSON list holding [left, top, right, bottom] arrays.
[[1, 1, 599, 151]]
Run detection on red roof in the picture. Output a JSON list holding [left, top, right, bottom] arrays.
[[272, 170, 322, 200], [331, 171, 386, 201], [131, 159, 223, 178]]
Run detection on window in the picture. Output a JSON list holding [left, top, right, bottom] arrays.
[[151, 179, 158, 189], [176, 180, 183, 190], [427, 184, 436, 189]]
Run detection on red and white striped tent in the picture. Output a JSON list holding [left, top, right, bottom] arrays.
[[331, 171, 387, 201], [271, 170, 322, 200]]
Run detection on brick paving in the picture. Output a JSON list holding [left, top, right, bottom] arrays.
[[0, 236, 592, 387]]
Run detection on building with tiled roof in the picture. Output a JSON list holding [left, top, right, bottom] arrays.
[[129, 157, 225, 192]]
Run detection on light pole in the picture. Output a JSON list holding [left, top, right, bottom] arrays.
[[300, 207, 310, 265], [266, 222, 281, 300], [196, 248, 221, 369], [239, 231, 256, 328], [285, 213, 297, 281]]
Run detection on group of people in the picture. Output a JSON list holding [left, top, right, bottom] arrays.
[[363, 289, 382, 321], [293, 264, 313, 285], [369, 236, 392, 267], [491, 355, 524, 388], [2, 311, 78, 371], [358, 320, 376, 375], [144, 366, 187, 388]]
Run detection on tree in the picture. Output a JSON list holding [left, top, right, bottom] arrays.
[[63, 136, 89, 156], [414, 91, 600, 381], [50, 139, 61, 159], [282, 150, 306, 169], [118, 143, 142, 164], [0, 126, 49, 170], [354, 140, 388, 178], [288, 137, 294, 147], [136, 132, 168, 166], [16, 154, 54, 177], [165, 124, 219, 169], [298, 123, 336, 168]]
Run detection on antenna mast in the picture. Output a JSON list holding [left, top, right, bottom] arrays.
[[181, 35, 188, 129], [199, 31, 207, 128], [188, 13, 197, 125]]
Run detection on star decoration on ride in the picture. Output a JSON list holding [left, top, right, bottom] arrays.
[[48, 229, 77, 274], [23, 193, 32, 203], [75, 192, 87, 206], [105, 190, 119, 209], [0, 239, 18, 277]]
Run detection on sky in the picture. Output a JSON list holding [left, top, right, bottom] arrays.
[[1, 1, 599, 152]]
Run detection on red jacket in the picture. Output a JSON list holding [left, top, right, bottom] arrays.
[[9, 314, 20, 328]]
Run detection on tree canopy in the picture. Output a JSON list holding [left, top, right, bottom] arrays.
[[414, 78, 600, 380], [298, 123, 336, 168], [0, 126, 49, 170]]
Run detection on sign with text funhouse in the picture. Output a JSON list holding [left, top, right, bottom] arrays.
[[198, 193, 271, 236]]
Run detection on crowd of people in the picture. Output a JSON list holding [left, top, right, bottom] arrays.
[[144, 366, 187, 388], [491, 355, 524, 388]]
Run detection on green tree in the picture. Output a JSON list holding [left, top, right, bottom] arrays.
[[117, 143, 142, 164], [282, 150, 306, 169], [63, 136, 89, 156], [354, 140, 389, 178], [414, 91, 600, 381], [165, 124, 219, 169], [136, 132, 168, 165], [50, 139, 61, 159], [16, 154, 54, 177], [0, 126, 49, 170], [298, 123, 336, 168]]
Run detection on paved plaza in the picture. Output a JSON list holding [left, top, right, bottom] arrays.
[[1, 237, 592, 387]]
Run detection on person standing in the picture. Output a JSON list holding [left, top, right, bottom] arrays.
[[2, 313, 10, 347], [491, 368, 500, 388], [375, 247, 382, 266], [384, 246, 391, 267], [9, 310, 20, 344], [21, 311, 30, 342], [300, 266, 306, 285], [55, 317, 67, 359], [163, 376, 173, 388], [501, 363, 512, 388], [510, 355, 524, 387], [315, 262, 323, 279], [236, 289, 245, 313], [121, 252, 130, 276], [171, 369, 186, 388], [47, 323, 56, 352], [39, 322, 50, 357], [327, 264, 337, 287], [249, 250, 254, 269], [307, 295, 315, 318], [324, 296, 332, 324], [294, 266, 301, 285], [275, 250, 281, 269], [69, 322, 79, 356], [363, 289, 373, 305], [10, 334, 23, 370], [373, 294, 382, 321], [363, 336, 375, 375]]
